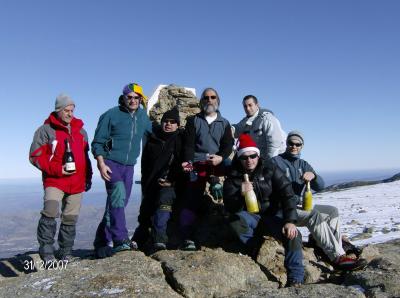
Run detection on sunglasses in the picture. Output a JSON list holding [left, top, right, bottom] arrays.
[[288, 141, 303, 147], [239, 153, 259, 161], [126, 95, 141, 100], [163, 119, 177, 124], [203, 95, 217, 100]]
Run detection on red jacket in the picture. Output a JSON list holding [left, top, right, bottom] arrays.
[[29, 113, 92, 194]]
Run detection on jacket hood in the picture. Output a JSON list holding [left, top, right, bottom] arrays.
[[45, 112, 84, 133], [259, 108, 274, 116]]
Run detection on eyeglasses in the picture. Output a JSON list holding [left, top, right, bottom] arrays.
[[125, 95, 141, 100], [203, 95, 217, 100], [163, 119, 177, 124], [288, 141, 303, 147], [239, 154, 258, 161]]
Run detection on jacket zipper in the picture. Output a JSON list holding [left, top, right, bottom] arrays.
[[126, 112, 135, 164]]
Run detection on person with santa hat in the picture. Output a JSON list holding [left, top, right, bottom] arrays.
[[223, 134, 304, 287]]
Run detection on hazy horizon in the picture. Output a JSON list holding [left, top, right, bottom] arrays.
[[1, 167, 399, 185]]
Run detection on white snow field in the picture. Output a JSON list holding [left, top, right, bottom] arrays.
[[300, 180, 400, 246]]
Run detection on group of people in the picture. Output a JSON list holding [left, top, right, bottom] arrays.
[[29, 83, 365, 287]]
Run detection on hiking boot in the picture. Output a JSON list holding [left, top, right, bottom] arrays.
[[286, 280, 303, 288], [56, 252, 74, 262], [334, 255, 368, 271], [113, 239, 137, 253], [40, 254, 56, 270], [55, 248, 74, 262], [180, 239, 197, 251], [153, 242, 167, 252], [95, 246, 114, 259]]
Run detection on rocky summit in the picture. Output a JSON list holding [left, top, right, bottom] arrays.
[[1, 239, 399, 297], [148, 84, 200, 127]]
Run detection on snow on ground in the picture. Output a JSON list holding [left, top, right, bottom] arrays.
[[299, 180, 400, 246]]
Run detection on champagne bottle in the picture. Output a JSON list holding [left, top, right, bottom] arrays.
[[302, 181, 313, 211], [64, 139, 76, 173], [243, 174, 259, 213]]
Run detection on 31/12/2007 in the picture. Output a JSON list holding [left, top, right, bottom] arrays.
[[23, 259, 68, 270]]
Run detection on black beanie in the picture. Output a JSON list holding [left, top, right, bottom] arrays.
[[161, 107, 180, 125]]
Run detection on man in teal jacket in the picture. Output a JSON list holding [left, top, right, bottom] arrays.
[[92, 83, 152, 258]]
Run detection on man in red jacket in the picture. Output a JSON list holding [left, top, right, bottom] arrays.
[[29, 94, 92, 263]]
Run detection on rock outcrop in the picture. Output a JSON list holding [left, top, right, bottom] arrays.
[[0, 251, 180, 297], [149, 84, 200, 127], [1, 239, 400, 297], [152, 248, 277, 297]]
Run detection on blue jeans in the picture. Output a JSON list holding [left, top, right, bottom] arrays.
[[230, 211, 304, 284]]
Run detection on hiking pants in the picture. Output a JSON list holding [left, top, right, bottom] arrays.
[[133, 186, 176, 246], [94, 159, 134, 248], [296, 204, 345, 261], [37, 187, 82, 257], [230, 211, 304, 284]]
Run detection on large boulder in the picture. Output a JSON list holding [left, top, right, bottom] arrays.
[[151, 248, 277, 297], [256, 237, 332, 287], [149, 84, 200, 126]]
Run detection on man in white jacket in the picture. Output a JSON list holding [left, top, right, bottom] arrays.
[[233, 95, 286, 159]]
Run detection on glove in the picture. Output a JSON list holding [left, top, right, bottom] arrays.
[[209, 176, 223, 200]]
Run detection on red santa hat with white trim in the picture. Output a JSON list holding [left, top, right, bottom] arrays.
[[237, 134, 260, 157]]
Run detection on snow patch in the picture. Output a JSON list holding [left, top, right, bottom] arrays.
[[31, 277, 56, 290], [100, 288, 126, 295], [302, 180, 400, 246]]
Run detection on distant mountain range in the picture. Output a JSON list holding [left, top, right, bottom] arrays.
[[322, 172, 400, 192]]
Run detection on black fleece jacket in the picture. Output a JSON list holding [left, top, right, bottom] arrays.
[[223, 157, 299, 223], [141, 126, 184, 194]]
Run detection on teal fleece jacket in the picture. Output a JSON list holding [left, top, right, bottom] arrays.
[[91, 104, 152, 166]]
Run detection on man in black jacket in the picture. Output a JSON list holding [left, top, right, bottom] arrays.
[[223, 134, 304, 287], [180, 87, 234, 250], [132, 107, 183, 252]]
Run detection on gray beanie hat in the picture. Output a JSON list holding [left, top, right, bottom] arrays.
[[287, 130, 304, 145], [55, 93, 75, 112]]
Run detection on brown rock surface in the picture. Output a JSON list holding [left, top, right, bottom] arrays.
[[151, 248, 277, 297], [149, 84, 200, 127]]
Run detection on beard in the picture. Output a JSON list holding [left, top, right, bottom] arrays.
[[202, 103, 218, 114]]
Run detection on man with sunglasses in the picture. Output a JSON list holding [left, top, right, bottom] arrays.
[[132, 107, 184, 253], [223, 134, 304, 287], [272, 131, 365, 270], [233, 95, 286, 159], [91, 83, 152, 258], [180, 87, 234, 250]]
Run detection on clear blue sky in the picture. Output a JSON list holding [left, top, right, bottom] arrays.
[[0, 0, 399, 179]]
